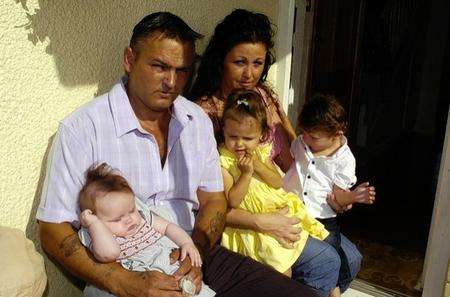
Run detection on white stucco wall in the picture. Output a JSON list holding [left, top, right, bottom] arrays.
[[0, 1, 279, 296]]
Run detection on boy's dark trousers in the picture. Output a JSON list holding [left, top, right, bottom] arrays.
[[318, 217, 353, 291]]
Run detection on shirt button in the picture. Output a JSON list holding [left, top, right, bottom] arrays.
[[304, 192, 307, 196]]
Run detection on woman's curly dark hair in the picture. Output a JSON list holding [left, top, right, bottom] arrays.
[[189, 9, 276, 100]]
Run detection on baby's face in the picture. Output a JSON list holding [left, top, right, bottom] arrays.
[[302, 129, 340, 153], [95, 191, 142, 237]]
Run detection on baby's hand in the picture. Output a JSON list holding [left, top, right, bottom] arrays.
[[180, 242, 202, 267], [238, 152, 254, 175], [351, 182, 376, 204], [80, 209, 99, 228]]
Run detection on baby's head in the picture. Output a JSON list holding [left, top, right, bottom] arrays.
[[298, 94, 347, 152], [79, 163, 141, 237], [222, 89, 269, 157]]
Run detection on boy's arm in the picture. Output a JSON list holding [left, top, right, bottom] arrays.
[[253, 157, 283, 189], [80, 210, 120, 262], [222, 167, 251, 208], [332, 185, 354, 207], [332, 182, 376, 207]]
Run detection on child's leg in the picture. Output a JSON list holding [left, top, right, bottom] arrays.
[[318, 219, 353, 293], [283, 267, 292, 277]]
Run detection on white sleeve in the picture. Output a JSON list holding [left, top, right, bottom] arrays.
[[36, 123, 92, 224], [333, 150, 357, 190], [198, 115, 223, 193]]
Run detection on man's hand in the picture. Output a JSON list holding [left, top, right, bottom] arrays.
[[256, 206, 301, 245], [120, 270, 184, 297], [170, 248, 203, 294]]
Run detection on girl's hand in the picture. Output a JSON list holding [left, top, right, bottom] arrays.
[[180, 243, 203, 268], [238, 152, 254, 175], [80, 209, 99, 228]]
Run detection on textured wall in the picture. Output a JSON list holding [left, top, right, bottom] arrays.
[[0, 1, 278, 296]]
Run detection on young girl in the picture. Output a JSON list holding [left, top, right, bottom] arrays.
[[219, 89, 329, 276], [283, 94, 376, 295], [77, 163, 215, 297]]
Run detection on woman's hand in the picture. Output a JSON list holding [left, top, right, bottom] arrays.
[[256, 206, 301, 245]]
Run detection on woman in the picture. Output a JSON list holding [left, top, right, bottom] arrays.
[[190, 9, 362, 297], [189, 9, 296, 173]]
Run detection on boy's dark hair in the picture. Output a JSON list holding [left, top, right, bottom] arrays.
[[130, 12, 203, 53], [189, 9, 275, 99], [223, 89, 270, 142], [78, 163, 133, 213], [298, 94, 348, 135]]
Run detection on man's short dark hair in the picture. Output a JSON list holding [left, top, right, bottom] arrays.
[[130, 12, 203, 51]]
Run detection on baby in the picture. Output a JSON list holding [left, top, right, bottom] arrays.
[[78, 163, 215, 297]]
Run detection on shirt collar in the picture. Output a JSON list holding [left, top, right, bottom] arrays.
[[109, 76, 192, 138]]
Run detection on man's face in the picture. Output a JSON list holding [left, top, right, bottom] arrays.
[[124, 32, 194, 113]]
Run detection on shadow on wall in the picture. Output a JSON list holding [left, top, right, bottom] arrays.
[[26, 135, 86, 296], [16, 0, 206, 95]]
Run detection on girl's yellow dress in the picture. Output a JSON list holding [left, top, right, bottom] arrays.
[[220, 144, 329, 273]]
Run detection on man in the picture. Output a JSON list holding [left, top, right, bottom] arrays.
[[37, 12, 319, 297]]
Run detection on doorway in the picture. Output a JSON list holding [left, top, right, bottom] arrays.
[[296, 0, 450, 295]]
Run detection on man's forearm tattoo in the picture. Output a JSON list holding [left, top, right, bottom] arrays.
[[59, 233, 82, 258], [209, 211, 226, 240]]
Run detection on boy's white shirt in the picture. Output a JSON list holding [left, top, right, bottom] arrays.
[[283, 135, 357, 219]]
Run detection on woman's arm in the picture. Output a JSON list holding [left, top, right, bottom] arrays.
[[253, 156, 283, 189], [226, 207, 301, 243], [272, 95, 297, 143]]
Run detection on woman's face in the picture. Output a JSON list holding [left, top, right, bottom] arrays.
[[220, 42, 267, 95]]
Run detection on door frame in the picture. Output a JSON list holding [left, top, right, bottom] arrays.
[[282, 1, 450, 295], [422, 107, 450, 296]]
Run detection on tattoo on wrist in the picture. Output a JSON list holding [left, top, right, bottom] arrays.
[[59, 233, 81, 258]]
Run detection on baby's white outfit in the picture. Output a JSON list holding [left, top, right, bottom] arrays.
[[79, 199, 215, 297], [283, 135, 357, 219]]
